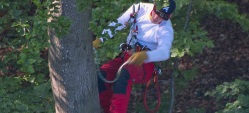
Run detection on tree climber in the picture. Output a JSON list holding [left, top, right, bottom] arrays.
[[93, 0, 176, 113]]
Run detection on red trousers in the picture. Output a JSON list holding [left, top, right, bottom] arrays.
[[98, 52, 154, 113]]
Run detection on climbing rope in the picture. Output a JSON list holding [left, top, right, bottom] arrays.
[[97, 60, 130, 83], [143, 60, 177, 113], [143, 73, 161, 113]]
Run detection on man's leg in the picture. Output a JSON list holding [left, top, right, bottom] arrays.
[[110, 68, 131, 113], [98, 57, 124, 113], [109, 62, 155, 113], [98, 71, 113, 113]]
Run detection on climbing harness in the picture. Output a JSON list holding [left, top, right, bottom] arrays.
[[126, 2, 140, 50]]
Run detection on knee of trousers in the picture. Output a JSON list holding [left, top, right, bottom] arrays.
[[98, 70, 107, 93], [113, 68, 130, 94]]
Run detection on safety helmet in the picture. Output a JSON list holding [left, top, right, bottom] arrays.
[[153, 0, 176, 20]]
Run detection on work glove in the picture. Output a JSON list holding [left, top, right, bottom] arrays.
[[128, 51, 148, 66], [93, 38, 101, 49]]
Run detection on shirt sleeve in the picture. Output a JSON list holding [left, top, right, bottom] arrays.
[[101, 3, 141, 39], [144, 26, 174, 63]]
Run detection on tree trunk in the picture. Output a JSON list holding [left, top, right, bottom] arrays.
[[48, 0, 100, 113]]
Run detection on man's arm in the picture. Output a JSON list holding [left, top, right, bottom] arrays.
[[145, 27, 174, 62], [100, 3, 141, 40]]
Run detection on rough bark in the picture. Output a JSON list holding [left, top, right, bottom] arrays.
[[48, 0, 100, 113]]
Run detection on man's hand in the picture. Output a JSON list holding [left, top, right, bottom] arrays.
[[128, 51, 148, 66], [93, 38, 101, 49]]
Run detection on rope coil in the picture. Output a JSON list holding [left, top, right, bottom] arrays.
[[97, 60, 130, 83], [143, 75, 161, 113]]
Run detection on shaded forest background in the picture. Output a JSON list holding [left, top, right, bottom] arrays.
[[0, 0, 249, 113], [174, 0, 249, 112], [128, 0, 249, 113]]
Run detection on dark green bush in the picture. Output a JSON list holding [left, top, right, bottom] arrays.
[[205, 79, 249, 113], [0, 75, 54, 113]]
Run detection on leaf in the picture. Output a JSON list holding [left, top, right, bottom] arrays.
[[27, 65, 35, 73], [33, 82, 51, 98], [28, 59, 36, 64]]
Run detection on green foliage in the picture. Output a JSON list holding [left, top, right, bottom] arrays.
[[175, 66, 198, 89], [90, 0, 248, 63], [0, 0, 70, 75], [171, 29, 214, 57], [194, 0, 249, 32], [0, 1, 70, 110], [171, 0, 215, 58], [77, 0, 92, 11], [0, 75, 54, 113], [205, 79, 249, 113]]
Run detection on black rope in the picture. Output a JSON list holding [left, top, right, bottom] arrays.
[[168, 58, 178, 113]]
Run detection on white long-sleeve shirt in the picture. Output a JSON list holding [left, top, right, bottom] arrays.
[[102, 2, 174, 63]]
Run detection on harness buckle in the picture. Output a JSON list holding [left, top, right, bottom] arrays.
[[135, 42, 150, 51], [119, 43, 132, 51]]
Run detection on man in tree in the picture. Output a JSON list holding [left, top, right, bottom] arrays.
[[93, 0, 176, 113]]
